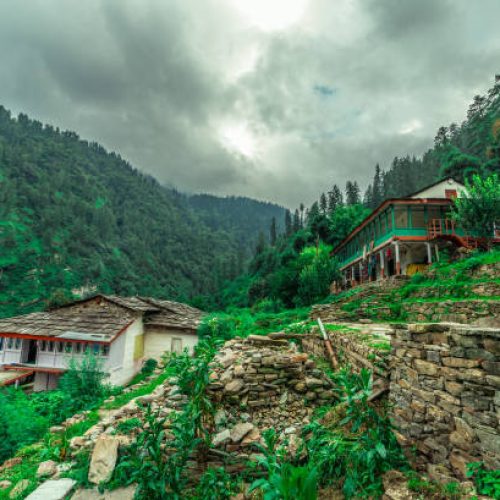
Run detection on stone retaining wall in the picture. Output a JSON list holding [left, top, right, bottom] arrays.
[[402, 299, 500, 326], [389, 323, 500, 482]]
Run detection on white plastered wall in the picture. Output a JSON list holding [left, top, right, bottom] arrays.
[[411, 178, 466, 199], [144, 328, 198, 358], [105, 316, 144, 386]]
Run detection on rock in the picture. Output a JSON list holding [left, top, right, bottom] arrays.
[[0, 457, 22, 471], [225, 379, 244, 395], [382, 470, 412, 500], [305, 377, 323, 388], [241, 428, 261, 445], [70, 436, 87, 449], [414, 359, 439, 376], [230, 423, 254, 443], [71, 485, 137, 500], [49, 426, 65, 434], [25, 479, 76, 500], [0, 480, 12, 490], [88, 436, 119, 484], [37, 460, 58, 478], [9, 480, 30, 499], [214, 409, 227, 427], [212, 429, 231, 447]]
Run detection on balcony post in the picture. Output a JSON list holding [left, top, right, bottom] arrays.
[[435, 244, 440, 262], [426, 242, 432, 264], [394, 241, 401, 275], [379, 249, 385, 279]]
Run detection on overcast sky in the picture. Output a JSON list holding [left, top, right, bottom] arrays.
[[0, 0, 498, 208]]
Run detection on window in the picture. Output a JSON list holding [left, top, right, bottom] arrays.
[[64, 342, 73, 354], [411, 207, 426, 228], [171, 338, 183, 354], [40, 340, 47, 352], [92, 343, 100, 355], [101, 345, 109, 357], [47, 341, 55, 352], [7, 338, 13, 349], [0, 338, 3, 351], [14, 338, 21, 350], [395, 207, 408, 228], [386, 210, 393, 230], [445, 189, 457, 199], [75, 343, 82, 355], [57, 342, 64, 353], [427, 207, 442, 224]]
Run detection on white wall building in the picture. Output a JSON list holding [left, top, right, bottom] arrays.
[[0, 295, 203, 391]]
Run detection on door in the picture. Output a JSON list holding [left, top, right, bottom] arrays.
[[27, 340, 38, 364], [22, 339, 38, 364]]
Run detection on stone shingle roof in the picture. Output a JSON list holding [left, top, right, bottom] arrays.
[[141, 297, 203, 331], [0, 307, 133, 342], [0, 295, 203, 341]]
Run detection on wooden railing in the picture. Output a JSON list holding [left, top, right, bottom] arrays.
[[427, 218, 456, 239]]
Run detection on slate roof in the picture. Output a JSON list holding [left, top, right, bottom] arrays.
[[0, 295, 203, 342], [140, 297, 203, 330], [0, 307, 133, 342]]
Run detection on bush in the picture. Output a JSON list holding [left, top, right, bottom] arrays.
[[0, 388, 48, 462], [141, 358, 158, 375], [58, 351, 108, 411]]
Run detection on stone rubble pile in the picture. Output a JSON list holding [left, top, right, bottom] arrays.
[[207, 335, 334, 457]]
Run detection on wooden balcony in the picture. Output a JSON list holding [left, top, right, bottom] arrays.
[[427, 218, 456, 239]]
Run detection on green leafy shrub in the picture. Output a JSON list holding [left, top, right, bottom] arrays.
[[467, 462, 500, 498], [195, 467, 239, 500], [115, 418, 142, 435], [141, 358, 158, 375], [305, 369, 407, 498], [249, 429, 318, 500], [0, 388, 48, 462], [58, 352, 108, 412]]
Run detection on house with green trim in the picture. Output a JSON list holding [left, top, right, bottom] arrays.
[[332, 177, 490, 288]]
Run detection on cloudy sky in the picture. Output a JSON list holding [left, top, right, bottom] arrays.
[[0, 0, 498, 207]]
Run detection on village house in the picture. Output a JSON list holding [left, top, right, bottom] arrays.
[[332, 177, 499, 289], [0, 295, 203, 391]]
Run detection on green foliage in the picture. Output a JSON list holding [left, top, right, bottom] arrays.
[[198, 307, 310, 341], [0, 105, 285, 317], [112, 338, 218, 499], [467, 462, 500, 498], [0, 389, 48, 462], [305, 369, 407, 498], [297, 244, 339, 306], [115, 418, 142, 435], [194, 467, 239, 500], [451, 174, 500, 247], [58, 351, 108, 412], [249, 429, 318, 500], [141, 358, 158, 375]]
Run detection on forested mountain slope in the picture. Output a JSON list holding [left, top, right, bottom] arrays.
[[0, 107, 284, 317]]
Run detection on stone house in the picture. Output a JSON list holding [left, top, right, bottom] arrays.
[[0, 295, 203, 391], [332, 177, 500, 288]]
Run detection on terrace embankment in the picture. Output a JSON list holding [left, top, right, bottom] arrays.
[[303, 320, 500, 484]]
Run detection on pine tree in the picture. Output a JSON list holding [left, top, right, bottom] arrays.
[[372, 164, 382, 207], [299, 203, 305, 227], [293, 209, 301, 232], [284, 210, 292, 236], [255, 231, 266, 255], [363, 184, 373, 208], [345, 181, 360, 205], [319, 193, 327, 214], [270, 217, 277, 246]]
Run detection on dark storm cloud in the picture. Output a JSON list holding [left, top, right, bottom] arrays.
[[0, 0, 498, 208]]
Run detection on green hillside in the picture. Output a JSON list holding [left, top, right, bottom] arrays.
[[0, 107, 285, 317]]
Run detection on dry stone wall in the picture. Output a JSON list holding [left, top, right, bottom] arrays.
[[389, 323, 500, 482], [402, 299, 500, 326]]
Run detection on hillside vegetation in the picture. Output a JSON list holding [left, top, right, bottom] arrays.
[[0, 107, 284, 317]]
